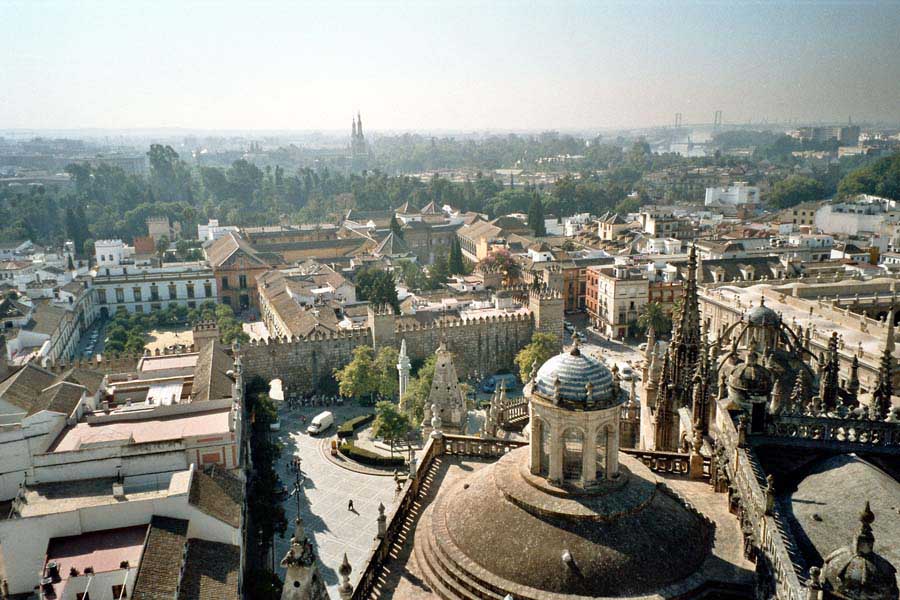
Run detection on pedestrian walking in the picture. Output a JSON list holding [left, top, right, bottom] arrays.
[[348, 499, 355, 512]]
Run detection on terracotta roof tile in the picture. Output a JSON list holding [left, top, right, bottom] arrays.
[[179, 539, 241, 600], [189, 466, 243, 528], [131, 516, 189, 600]]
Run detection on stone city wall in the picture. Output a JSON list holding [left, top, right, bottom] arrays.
[[239, 314, 539, 393], [240, 289, 564, 394]]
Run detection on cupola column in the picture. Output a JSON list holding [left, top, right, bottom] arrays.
[[582, 424, 598, 484], [549, 420, 564, 482]]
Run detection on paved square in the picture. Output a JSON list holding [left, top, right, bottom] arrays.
[[272, 402, 400, 597]]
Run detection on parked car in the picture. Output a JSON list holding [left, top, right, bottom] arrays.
[[564, 321, 575, 333], [573, 330, 586, 341], [307, 411, 334, 435], [481, 373, 518, 393], [617, 364, 634, 381]]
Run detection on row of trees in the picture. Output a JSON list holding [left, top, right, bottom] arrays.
[[102, 301, 248, 355]]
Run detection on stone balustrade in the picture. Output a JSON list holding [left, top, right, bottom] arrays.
[[620, 448, 705, 477], [761, 414, 900, 454]]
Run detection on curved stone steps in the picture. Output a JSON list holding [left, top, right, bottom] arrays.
[[417, 504, 506, 600]]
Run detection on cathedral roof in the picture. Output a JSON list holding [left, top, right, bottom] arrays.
[[787, 453, 900, 590], [822, 502, 898, 600], [427, 448, 717, 597], [534, 345, 618, 406], [747, 299, 780, 327], [728, 352, 774, 397]]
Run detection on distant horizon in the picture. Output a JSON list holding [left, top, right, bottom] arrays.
[[1, 118, 892, 139], [4, 1, 900, 131]]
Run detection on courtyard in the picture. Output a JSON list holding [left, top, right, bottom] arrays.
[[271, 401, 401, 597]]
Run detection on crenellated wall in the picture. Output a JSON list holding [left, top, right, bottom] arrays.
[[239, 290, 564, 393]]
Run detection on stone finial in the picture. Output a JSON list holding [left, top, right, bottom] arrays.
[[765, 474, 776, 516], [585, 381, 594, 402], [430, 403, 443, 439], [338, 553, 353, 599], [376, 502, 386, 539], [855, 501, 875, 555]]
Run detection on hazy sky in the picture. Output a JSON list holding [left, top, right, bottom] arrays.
[[3, 0, 900, 131]]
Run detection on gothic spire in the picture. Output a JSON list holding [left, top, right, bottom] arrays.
[[789, 370, 808, 414], [819, 332, 840, 411], [668, 243, 702, 408], [872, 308, 895, 420], [357, 111, 363, 137], [352, 116, 357, 138]]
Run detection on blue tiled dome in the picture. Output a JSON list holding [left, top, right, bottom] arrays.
[[534, 347, 618, 406]]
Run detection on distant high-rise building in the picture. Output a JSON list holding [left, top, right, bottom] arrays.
[[793, 125, 860, 146]]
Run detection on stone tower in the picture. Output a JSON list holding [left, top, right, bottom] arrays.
[[192, 320, 220, 352], [422, 342, 467, 435], [367, 304, 395, 350], [280, 517, 330, 600], [397, 339, 411, 408], [529, 288, 564, 349]]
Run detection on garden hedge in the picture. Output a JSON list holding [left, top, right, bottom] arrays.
[[336, 413, 375, 439], [339, 441, 405, 468]]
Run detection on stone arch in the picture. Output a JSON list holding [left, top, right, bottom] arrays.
[[562, 427, 584, 483]]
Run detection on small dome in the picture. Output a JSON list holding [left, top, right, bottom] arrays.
[[822, 503, 899, 600], [534, 346, 617, 406], [728, 352, 774, 397], [748, 298, 780, 326]]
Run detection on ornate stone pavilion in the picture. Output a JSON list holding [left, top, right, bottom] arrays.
[[409, 344, 755, 599]]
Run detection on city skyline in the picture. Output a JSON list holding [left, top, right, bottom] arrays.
[[3, 0, 900, 131]]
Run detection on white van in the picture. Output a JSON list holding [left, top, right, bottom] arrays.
[[307, 411, 334, 435], [617, 364, 634, 381]]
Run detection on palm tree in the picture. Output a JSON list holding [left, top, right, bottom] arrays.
[[638, 302, 671, 336]]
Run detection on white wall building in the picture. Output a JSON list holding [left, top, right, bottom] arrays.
[[93, 261, 217, 316], [197, 219, 239, 242], [704, 182, 759, 206]]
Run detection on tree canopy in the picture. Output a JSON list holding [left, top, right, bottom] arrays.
[[373, 400, 410, 457], [768, 176, 825, 209], [355, 268, 400, 313], [514, 332, 559, 383], [837, 152, 900, 200]]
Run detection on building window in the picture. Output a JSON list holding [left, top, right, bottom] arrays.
[[150, 285, 159, 301], [204, 283, 212, 297], [221, 276, 230, 290], [151, 303, 161, 311], [98, 289, 107, 304], [115, 288, 124, 303], [168, 283, 177, 299], [222, 295, 231, 306], [135, 304, 144, 314], [186, 284, 195, 299], [239, 275, 248, 289], [132, 287, 142, 302]]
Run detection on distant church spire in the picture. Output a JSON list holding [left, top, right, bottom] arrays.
[[356, 111, 363, 137]]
